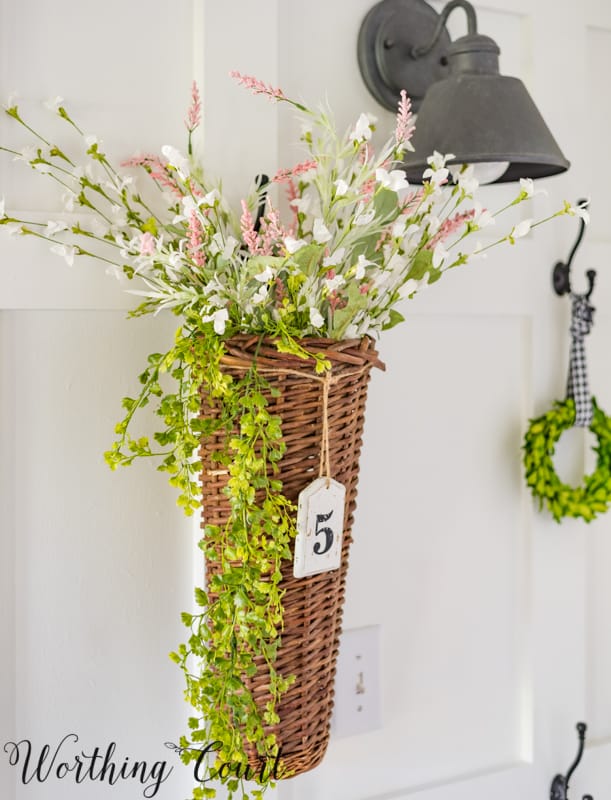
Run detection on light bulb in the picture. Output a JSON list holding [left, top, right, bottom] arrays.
[[469, 161, 510, 184], [450, 161, 510, 185]]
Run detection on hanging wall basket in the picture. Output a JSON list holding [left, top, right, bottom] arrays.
[[199, 335, 384, 776]]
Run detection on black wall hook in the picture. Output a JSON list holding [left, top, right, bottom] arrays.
[[550, 722, 593, 800], [553, 199, 595, 299], [253, 174, 269, 232]]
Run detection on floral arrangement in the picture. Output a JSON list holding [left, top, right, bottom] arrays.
[[1, 73, 580, 799]]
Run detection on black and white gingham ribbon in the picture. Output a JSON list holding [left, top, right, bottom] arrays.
[[566, 293, 594, 427]]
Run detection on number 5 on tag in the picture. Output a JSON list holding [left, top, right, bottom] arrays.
[[293, 477, 346, 578]]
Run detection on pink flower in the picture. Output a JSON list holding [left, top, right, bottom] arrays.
[[230, 71, 286, 102], [240, 200, 261, 255], [139, 232, 155, 256], [395, 90, 415, 150], [121, 154, 184, 197], [259, 207, 287, 256], [272, 160, 317, 183], [185, 80, 201, 133], [426, 209, 476, 250], [187, 210, 206, 267], [375, 228, 392, 252], [361, 178, 376, 200], [401, 188, 425, 213]]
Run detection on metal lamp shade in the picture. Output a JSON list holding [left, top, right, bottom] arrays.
[[402, 54, 570, 183]]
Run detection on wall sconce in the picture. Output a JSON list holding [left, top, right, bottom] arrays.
[[357, 0, 570, 184]]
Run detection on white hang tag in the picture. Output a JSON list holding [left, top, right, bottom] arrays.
[[293, 477, 346, 579]]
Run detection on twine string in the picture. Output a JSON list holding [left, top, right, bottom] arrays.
[[567, 293, 595, 427], [319, 373, 332, 487]]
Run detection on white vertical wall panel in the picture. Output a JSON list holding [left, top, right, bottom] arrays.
[[1, 311, 195, 799], [0, 312, 17, 800], [584, 27, 611, 243], [284, 316, 532, 800]]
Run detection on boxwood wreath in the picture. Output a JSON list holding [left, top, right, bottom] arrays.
[[1, 74, 578, 799], [523, 398, 611, 522]]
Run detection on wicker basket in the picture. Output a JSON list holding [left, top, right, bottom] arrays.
[[199, 335, 383, 777]]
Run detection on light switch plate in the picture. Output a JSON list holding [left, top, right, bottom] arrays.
[[331, 625, 382, 738]]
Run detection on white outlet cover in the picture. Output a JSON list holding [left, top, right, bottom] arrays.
[[331, 625, 382, 739]]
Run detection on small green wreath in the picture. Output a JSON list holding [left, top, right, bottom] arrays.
[[523, 397, 611, 522]]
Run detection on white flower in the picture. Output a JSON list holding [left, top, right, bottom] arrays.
[[427, 151, 455, 170], [355, 254, 373, 279], [105, 264, 125, 282], [33, 162, 51, 174], [309, 307, 325, 328], [290, 195, 312, 214], [567, 201, 590, 225], [386, 252, 407, 278], [324, 272, 346, 292], [90, 217, 110, 238], [354, 203, 375, 226], [423, 151, 454, 186], [110, 204, 128, 228], [202, 189, 220, 207], [422, 165, 449, 185], [5, 91, 18, 109], [510, 219, 532, 239], [3, 223, 21, 237], [50, 243, 76, 267], [252, 285, 269, 305], [457, 165, 479, 195], [432, 243, 449, 269], [334, 179, 349, 197], [472, 201, 495, 229], [313, 218, 332, 244], [519, 177, 535, 197], [45, 220, 68, 237], [284, 236, 307, 254], [323, 247, 346, 267], [62, 191, 76, 212], [349, 112, 376, 143], [375, 168, 409, 193], [104, 175, 133, 196], [423, 214, 441, 235], [0, 197, 5, 219], [43, 96, 64, 113], [202, 307, 229, 335], [392, 217, 407, 238], [209, 232, 224, 257], [398, 279, 419, 299], [84, 134, 100, 148], [222, 236, 239, 260], [13, 146, 37, 164], [254, 265, 275, 282], [161, 144, 190, 178]]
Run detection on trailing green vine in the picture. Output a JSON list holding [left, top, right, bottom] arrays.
[[105, 317, 322, 798], [523, 398, 611, 522]]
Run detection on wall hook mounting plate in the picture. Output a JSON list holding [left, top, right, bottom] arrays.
[[357, 0, 451, 111]]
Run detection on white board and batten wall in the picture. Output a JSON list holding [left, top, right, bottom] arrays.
[[1, 1, 611, 798]]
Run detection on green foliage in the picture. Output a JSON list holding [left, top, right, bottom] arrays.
[[523, 398, 611, 522], [105, 317, 316, 798]]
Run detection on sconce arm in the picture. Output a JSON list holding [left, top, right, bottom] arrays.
[[411, 0, 477, 57]]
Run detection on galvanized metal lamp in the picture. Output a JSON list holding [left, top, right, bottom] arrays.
[[357, 0, 570, 183]]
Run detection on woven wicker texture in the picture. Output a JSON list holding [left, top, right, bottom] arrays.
[[199, 335, 383, 777]]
